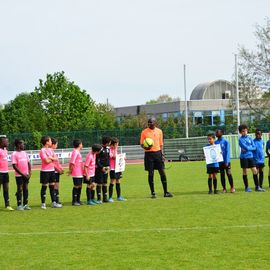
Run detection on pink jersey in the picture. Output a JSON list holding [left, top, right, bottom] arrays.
[[0, 148, 9, 173], [84, 151, 96, 177], [109, 147, 117, 170], [11, 151, 30, 176], [69, 149, 83, 177], [52, 150, 63, 173], [40, 147, 55, 171]]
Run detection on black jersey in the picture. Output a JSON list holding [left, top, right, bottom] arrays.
[[96, 146, 110, 170]]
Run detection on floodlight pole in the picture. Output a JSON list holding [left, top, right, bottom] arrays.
[[235, 54, 240, 128], [184, 64, 189, 138]]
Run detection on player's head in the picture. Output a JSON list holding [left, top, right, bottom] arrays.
[[238, 124, 248, 135], [102, 136, 111, 146], [215, 128, 224, 138], [148, 117, 156, 130], [91, 144, 102, 154], [14, 139, 24, 150], [207, 133, 215, 144], [0, 136, 8, 148], [51, 138, 58, 149], [255, 128, 262, 139], [73, 139, 82, 149], [40, 136, 52, 147], [110, 137, 119, 147]]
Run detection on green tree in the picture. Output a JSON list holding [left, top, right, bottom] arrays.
[[32, 71, 96, 131], [1, 92, 46, 133], [146, 94, 179, 104], [94, 103, 117, 129]]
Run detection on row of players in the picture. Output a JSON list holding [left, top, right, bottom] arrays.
[[206, 125, 270, 194], [0, 136, 126, 210]]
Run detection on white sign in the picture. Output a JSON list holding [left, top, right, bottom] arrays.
[[203, 144, 223, 165], [115, 153, 126, 173]]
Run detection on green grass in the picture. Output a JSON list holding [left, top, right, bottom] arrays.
[[1, 160, 270, 270]]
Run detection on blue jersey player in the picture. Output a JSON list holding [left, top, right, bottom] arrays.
[[215, 128, 235, 193]]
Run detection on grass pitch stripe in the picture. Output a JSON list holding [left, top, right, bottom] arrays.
[[1, 223, 270, 236]]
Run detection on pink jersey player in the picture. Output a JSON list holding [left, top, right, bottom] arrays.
[[40, 147, 55, 172], [69, 149, 84, 177], [11, 151, 30, 177], [84, 151, 96, 178], [0, 148, 9, 173]]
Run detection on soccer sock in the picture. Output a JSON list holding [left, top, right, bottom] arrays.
[[228, 174, 234, 188], [41, 185, 47, 204], [86, 187, 91, 201], [96, 185, 101, 201], [16, 187, 22, 206], [259, 171, 264, 188], [77, 187, 82, 203], [72, 187, 78, 204], [253, 174, 259, 187], [49, 185, 56, 203], [91, 189, 95, 200], [243, 175, 248, 188], [220, 171, 226, 189], [23, 188, 28, 205], [109, 183, 114, 198], [102, 185, 107, 200], [160, 173, 168, 194], [213, 178, 217, 190], [208, 178, 212, 191], [148, 172, 155, 194], [116, 183, 121, 198]]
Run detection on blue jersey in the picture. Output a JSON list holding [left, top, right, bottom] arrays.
[[205, 143, 219, 168], [239, 135, 256, 159], [215, 137, 230, 164], [266, 139, 270, 157], [253, 138, 265, 165]]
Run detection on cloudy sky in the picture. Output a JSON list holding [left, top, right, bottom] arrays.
[[0, 0, 269, 107]]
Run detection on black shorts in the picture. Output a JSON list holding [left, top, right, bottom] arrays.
[[207, 167, 219, 174], [83, 176, 95, 184], [219, 162, 232, 173], [240, 158, 255, 169], [0, 173, 9, 184], [110, 170, 121, 180], [16, 176, 29, 186], [73, 177, 83, 186], [256, 163, 265, 169], [144, 151, 164, 171], [95, 170, 108, 185], [55, 173, 60, 183], [40, 171, 56, 184]]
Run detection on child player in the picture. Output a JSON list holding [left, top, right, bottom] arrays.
[[0, 136, 14, 210], [108, 137, 126, 202], [84, 144, 102, 205], [40, 136, 62, 209], [95, 136, 111, 203], [206, 133, 219, 194], [265, 132, 270, 188], [253, 129, 265, 190], [12, 139, 31, 210], [238, 124, 264, 192], [69, 139, 84, 206], [51, 138, 64, 205], [215, 128, 235, 193]]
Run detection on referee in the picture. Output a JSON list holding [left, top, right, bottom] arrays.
[[140, 117, 173, 198]]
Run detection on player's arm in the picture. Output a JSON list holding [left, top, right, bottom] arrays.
[[266, 142, 270, 157], [239, 138, 256, 152], [12, 163, 28, 178], [28, 161, 32, 178]]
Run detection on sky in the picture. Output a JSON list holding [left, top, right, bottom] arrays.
[[0, 0, 269, 107]]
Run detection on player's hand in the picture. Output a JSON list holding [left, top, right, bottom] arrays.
[[59, 169, 64, 175], [144, 146, 152, 150], [162, 153, 166, 162]]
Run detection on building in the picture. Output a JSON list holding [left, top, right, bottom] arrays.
[[115, 79, 237, 126]]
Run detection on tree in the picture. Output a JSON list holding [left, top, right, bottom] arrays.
[[238, 17, 270, 117], [32, 71, 97, 131], [146, 94, 179, 104], [1, 92, 46, 133], [94, 103, 117, 129]]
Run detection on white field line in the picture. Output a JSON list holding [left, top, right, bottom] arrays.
[[0, 224, 270, 236]]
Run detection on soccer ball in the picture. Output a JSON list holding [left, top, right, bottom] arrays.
[[143, 138, 154, 148]]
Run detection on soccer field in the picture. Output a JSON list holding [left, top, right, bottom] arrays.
[[0, 160, 270, 270]]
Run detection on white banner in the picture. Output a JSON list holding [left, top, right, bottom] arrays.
[[203, 144, 223, 165], [7, 152, 71, 162], [115, 153, 126, 173]]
